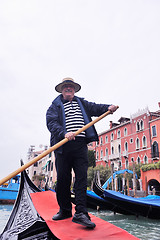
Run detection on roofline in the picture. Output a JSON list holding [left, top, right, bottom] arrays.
[[98, 120, 130, 136]]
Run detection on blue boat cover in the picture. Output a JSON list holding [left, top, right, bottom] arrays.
[[103, 190, 160, 207]]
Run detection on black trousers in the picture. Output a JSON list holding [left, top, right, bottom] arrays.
[[55, 137, 88, 214]]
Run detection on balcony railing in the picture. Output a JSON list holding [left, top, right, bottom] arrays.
[[122, 150, 128, 158], [102, 156, 109, 162], [109, 153, 121, 160]]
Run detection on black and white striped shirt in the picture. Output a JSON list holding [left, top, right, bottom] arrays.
[[63, 100, 85, 137]]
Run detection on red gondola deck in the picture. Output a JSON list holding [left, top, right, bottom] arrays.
[[31, 191, 139, 240]]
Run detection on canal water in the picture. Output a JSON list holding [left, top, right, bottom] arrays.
[[0, 204, 160, 240]]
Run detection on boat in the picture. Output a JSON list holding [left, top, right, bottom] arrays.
[[70, 189, 115, 210], [0, 166, 139, 239], [0, 164, 56, 239], [93, 171, 160, 219], [0, 175, 20, 204]]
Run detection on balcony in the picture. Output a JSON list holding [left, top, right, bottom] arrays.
[[109, 153, 121, 160], [123, 150, 128, 158], [102, 156, 109, 162]]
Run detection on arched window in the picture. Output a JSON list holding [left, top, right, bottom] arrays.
[[136, 138, 140, 149], [105, 135, 108, 143], [140, 120, 144, 130], [125, 159, 129, 168], [142, 136, 147, 148], [124, 127, 127, 136], [111, 132, 114, 141], [100, 137, 103, 145], [117, 130, 121, 138], [137, 121, 140, 131], [106, 148, 108, 157], [137, 156, 141, 164], [144, 155, 148, 164], [100, 150, 103, 159], [111, 146, 114, 154], [96, 151, 99, 160], [151, 141, 159, 158], [118, 144, 121, 154], [125, 142, 128, 151]]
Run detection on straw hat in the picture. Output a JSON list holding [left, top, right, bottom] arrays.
[[55, 77, 81, 93]]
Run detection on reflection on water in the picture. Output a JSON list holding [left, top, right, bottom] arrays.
[[1, 205, 160, 240], [0, 205, 13, 233], [90, 209, 160, 240]]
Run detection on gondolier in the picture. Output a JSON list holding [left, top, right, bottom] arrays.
[[46, 77, 117, 228]]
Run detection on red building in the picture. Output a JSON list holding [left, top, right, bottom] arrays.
[[94, 106, 160, 173], [140, 110, 160, 193]]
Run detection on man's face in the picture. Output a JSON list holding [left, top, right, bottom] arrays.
[[62, 84, 75, 101]]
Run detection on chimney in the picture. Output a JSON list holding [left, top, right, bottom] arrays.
[[109, 121, 113, 129], [158, 102, 160, 108]]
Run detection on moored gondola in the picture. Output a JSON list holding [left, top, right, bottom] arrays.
[[70, 189, 114, 210], [93, 171, 160, 219]]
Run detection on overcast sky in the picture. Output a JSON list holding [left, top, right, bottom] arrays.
[[0, 0, 160, 179]]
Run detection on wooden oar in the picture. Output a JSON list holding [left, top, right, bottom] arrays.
[[0, 106, 119, 186]]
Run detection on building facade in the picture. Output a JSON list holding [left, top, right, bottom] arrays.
[[27, 145, 56, 189], [94, 106, 160, 172]]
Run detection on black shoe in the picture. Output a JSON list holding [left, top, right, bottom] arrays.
[[72, 212, 96, 229], [52, 211, 72, 220]]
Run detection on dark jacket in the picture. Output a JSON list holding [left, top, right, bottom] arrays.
[[46, 94, 110, 153]]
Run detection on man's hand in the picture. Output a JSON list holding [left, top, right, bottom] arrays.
[[65, 132, 75, 141], [108, 105, 118, 113]]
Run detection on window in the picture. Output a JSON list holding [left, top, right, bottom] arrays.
[[125, 159, 129, 168], [151, 141, 159, 158], [136, 138, 140, 150], [124, 127, 127, 136], [111, 132, 114, 141], [142, 136, 147, 148], [34, 162, 38, 167], [118, 144, 121, 154], [137, 156, 141, 164], [106, 148, 108, 157], [152, 125, 157, 137], [125, 142, 128, 151], [100, 150, 103, 159], [130, 138, 133, 143], [144, 155, 148, 164], [105, 135, 108, 143], [119, 161, 122, 169], [111, 146, 114, 154], [100, 137, 103, 145], [96, 151, 99, 160], [140, 120, 144, 130], [117, 130, 121, 138], [137, 120, 144, 131], [136, 121, 140, 131], [51, 162, 53, 171], [48, 161, 51, 171]]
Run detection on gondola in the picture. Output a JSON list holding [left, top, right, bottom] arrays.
[[0, 164, 57, 240], [93, 172, 160, 219], [70, 189, 114, 210], [1, 168, 140, 240]]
